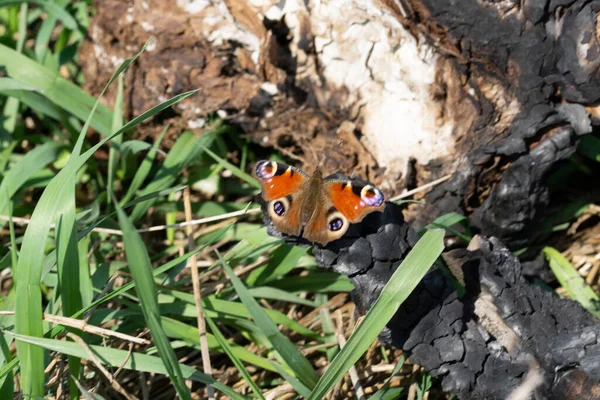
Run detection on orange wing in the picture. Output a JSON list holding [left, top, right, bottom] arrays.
[[325, 180, 385, 222], [253, 160, 307, 201]]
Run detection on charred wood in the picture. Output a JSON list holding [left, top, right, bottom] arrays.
[[258, 199, 600, 400], [80, 0, 599, 255]]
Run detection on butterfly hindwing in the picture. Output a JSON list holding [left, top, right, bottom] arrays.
[[304, 197, 351, 244]]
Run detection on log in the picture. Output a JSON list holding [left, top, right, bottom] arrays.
[[80, 0, 599, 253], [257, 198, 600, 399]]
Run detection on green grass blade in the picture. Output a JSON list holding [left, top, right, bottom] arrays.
[[0, 141, 60, 217], [55, 188, 83, 396], [268, 273, 354, 293], [425, 212, 471, 243], [0, 0, 77, 29], [247, 286, 316, 307], [70, 89, 197, 174], [6, 332, 246, 400], [107, 74, 124, 200], [12, 42, 158, 397], [0, 90, 65, 122], [77, 235, 93, 308], [270, 361, 312, 398], [0, 202, 16, 397], [119, 140, 158, 155], [162, 291, 320, 339], [0, 329, 13, 398], [159, 316, 276, 373], [246, 244, 307, 286], [308, 229, 445, 400], [0, 77, 38, 91], [206, 316, 265, 399], [578, 134, 600, 162], [200, 144, 259, 188], [217, 251, 319, 389], [0, 2, 27, 138], [112, 192, 191, 399], [120, 125, 168, 205], [0, 358, 18, 383], [0, 43, 113, 135], [368, 356, 405, 400], [47, 225, 232, 340], [130, 129, 220, 221], [41, 185, 190, 281], [543, 247, 600, 318], [33, 0, 70, 61]]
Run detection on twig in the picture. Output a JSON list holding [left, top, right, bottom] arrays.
[[114, 342, 134, 378], [301, 342, 337, 355], [138, 204, 259, 233], [71, 375, 95, 398], [586, 261, 600, 285], [389, 174, 452, 202], [505, 359, 544, 400], [264, 382, 295, 400], [201, 256, 269, 297], [183, 187, 214, 400], [335, 310, 365, 400], [299, 293, 348, 328], [66, 332, 137, 400], [84, 270, 120, 320], [406, 364, 421, 400], [0, 311, 149, 345], [0, 205, 261, 237]]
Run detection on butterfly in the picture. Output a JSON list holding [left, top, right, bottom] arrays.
[[253, 160, 386, 245]]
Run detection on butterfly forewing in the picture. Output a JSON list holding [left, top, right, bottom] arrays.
[[253, 160, 308, 201], [324, 179, 385, 222]]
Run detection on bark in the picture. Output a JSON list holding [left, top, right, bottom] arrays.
[[81, 0, 599, 253], [258, 198, 600, 400]]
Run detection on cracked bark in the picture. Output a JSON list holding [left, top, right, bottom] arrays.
[[81, 0, 600, 256], [258, 199, 600, 400]]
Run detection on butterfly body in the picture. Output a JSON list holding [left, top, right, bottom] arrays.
[[253, 160, 385, 245]]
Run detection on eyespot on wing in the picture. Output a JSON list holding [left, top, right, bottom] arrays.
[[253, 161, 307, 201], [326, 181, 385, 221]]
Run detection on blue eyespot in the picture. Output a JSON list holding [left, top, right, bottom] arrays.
[[361, 185, 384, 207], [256, 161, 277, 179], [273, 201, 286, 216], [328, 218, 344, 231]]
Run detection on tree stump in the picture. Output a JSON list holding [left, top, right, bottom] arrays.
[[81, 0, 599, 250]]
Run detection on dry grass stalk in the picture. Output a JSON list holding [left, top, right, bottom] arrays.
[[66, 332, 137, 400], [183, 187, 214, 400], [0, 311, 149, 345], [335, 310, 365, 400]]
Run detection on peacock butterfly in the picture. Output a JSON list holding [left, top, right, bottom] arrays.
[[253, 160, 385, 245]]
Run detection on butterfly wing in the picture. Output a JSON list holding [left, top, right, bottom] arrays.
[[324, 178, 385, 222], [254, 162, 385, 246], [253, 160, 308, 237], [253, 160, 308, 200], [303, 177, 386, 245], [302, 199, 333, 245]]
